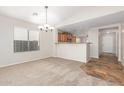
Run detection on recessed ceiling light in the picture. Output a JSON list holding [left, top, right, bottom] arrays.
[[106, 32, 110, 34], [32, 12, 38, 16]]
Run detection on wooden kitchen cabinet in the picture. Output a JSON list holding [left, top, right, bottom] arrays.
[[58, 32, 76, 43]]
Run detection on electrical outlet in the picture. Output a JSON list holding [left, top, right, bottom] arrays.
[[123, 57, 124, 60]]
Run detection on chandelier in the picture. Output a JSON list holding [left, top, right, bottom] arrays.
[[38, 6, 55, 32]]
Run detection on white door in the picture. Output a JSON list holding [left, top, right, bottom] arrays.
[[102, 32, 116, 53]]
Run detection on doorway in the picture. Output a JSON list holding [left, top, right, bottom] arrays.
[[102, 32, 116, 54], [99, 27, 118, 57]]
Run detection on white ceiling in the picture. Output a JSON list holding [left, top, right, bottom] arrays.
[[59, 10, 124, 35], [0, 6, 124, 34], [0, 6, 92, 25], [0, 6, 124, 25]]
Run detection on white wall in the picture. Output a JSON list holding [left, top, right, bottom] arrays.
[[0, 15, 54, 67], [121, 23, 124, 64], [118, 25, 122, 62], [122, 29, 124, 64], [52, 29, 58, 57], [87, 24, 121, 62], [88, 28, 99, 58], [99, 32, 102, 55]]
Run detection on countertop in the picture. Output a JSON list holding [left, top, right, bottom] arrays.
[[55, 42, 92, 44]]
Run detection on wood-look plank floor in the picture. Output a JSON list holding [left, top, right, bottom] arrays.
[[81, 53, 124, 85]]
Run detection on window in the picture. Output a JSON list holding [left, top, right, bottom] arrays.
[[29, 31, 40, 51], [14, 27, 40, 52]]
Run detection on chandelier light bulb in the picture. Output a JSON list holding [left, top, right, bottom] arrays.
[[50, 27, 55, 31], [38, 25, 44, 31]]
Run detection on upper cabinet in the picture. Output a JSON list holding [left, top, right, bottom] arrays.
[[58, 32, 76, 43]]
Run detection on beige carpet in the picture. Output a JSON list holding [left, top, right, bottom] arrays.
[[0, 57, 117, 86]]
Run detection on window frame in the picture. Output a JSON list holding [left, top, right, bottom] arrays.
[[13, 26, 40, 53]]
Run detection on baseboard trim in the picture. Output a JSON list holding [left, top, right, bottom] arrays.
[[55, 56, 86, 63], [0, 56, 51, 68]]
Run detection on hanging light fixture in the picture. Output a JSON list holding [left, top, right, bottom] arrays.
[[38, 6, 55, 32]]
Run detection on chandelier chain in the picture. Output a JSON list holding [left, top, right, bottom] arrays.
[[45, 6, 48, 24]]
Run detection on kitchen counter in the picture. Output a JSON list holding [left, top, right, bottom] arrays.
[[55, 42, 92, 44], [55, 43, 90, 63]]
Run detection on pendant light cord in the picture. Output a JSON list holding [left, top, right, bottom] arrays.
[[45, 6, 48, 24]]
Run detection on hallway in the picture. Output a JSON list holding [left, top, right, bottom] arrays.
[[81, 53, 124, 85]]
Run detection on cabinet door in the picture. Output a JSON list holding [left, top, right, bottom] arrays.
[[58, 33, 61, 42]]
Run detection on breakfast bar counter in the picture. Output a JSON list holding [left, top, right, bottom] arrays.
[[55, 43, 90, 63]]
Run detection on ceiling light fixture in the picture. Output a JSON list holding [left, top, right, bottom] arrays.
[[33, 12, 38, 16], [106, 32, 110, 34], [38, 6, 55, 32]]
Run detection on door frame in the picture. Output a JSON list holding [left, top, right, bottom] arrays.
[[98, 24, 121, 62]]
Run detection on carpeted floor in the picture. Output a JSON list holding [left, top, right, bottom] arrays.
[[0, 57, 117, 86]]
